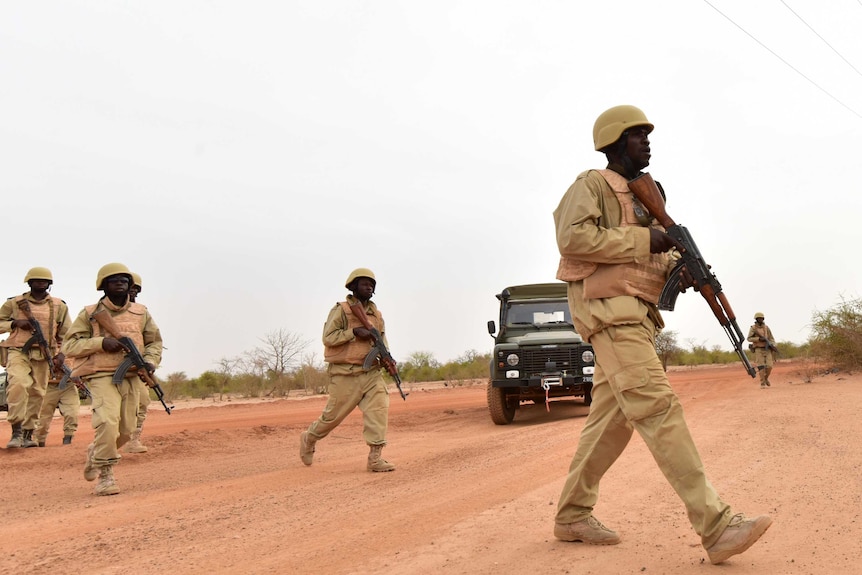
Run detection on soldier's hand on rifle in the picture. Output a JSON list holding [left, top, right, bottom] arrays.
[[11, 319, 33, 331], [353, 327, 374, 340], [649, 228, 686, 254], [52, 353, 65, 370], [102, 337, 125, 353]]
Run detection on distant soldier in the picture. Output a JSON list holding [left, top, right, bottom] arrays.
[[124, 272, 150, 454], [299, 268, 397, 472], [62, 263, 163, 496], [747, 312, 776, 388], [0, 267, 70, 449]]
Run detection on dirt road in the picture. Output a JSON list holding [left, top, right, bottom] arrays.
[[2, 360, 860, 574]]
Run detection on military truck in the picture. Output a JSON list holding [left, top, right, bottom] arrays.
[[486, 283, 594, 424], [0, 371, 7, 412]]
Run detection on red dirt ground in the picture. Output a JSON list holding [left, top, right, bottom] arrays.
[[2, 360, 860, 575]]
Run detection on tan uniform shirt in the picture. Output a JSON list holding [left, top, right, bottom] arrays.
[[62, 296, 162, 377], [323, 294, 388, 376], [553, 169, 673, 341], [0, 292, 70, 357]]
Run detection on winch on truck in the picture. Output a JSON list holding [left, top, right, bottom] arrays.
[[486, 283, 595, 425]]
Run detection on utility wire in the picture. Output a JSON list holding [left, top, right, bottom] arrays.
[[781, 0, 862, 78], [702, 0, 862, 120]]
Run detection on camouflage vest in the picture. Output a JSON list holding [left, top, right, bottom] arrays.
[[556, 169, 670, 304], [71, 301, 148, 378], [324, 301, 383, 366], [2, 295, 63, 359]]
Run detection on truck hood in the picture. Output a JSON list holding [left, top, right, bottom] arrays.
[[503, 330, 583, 346]]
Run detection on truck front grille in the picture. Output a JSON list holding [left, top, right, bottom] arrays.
[[520, 347, 589, 375]]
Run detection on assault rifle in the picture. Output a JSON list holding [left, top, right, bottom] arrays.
[[628, 173, 757, 378], [348, 302, 407, 400], [18, 300, 64, 379], [90, 308, 173, 414], [57, 368, 92, 399]]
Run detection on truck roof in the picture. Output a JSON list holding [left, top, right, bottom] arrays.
[[497, 282, 567, 301]]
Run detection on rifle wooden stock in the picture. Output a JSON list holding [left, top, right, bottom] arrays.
[[627, 173, 757, 378], [348, 302, 407, 400]]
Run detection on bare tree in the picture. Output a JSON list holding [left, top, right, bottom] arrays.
[[214, 356, 242, 401], [249, 329, 311, 397], [655, 330, 681, 372]]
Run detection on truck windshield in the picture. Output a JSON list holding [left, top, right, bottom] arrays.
[[505, 301, 572, 327]]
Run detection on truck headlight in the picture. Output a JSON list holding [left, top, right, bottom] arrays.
[[581, 350, 594, 363], [506, 353, 519, 366]]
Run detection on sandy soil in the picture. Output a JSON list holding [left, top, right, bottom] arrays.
[[1, 359, 860, 575]]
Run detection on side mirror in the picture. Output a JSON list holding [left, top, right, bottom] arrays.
[[487, 320, 496, 335]]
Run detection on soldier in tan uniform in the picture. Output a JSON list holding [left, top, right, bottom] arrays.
[[747, 312, 776, 388], [123, 272, 150, 453], [552, 106, 771, 564], [62, 263, 163, 496], [33, 359, 81, 447], [299, 268, 396, 472], [0, 267, 70, 449]]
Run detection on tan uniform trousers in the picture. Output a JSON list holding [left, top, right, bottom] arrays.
[[307, 369, 389, 445], [135, 379, 151, 429], [88, 374, 140, 465], [34, 382, 80, 443], [4, 348, 50, 429], [555, 319, 734, 548], [754, 348, 774, 384]]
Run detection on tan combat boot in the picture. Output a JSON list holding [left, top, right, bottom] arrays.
[[554, 516, 621, 545], [367, 444, 395, 472], [83, 442, 99, 481], [124, 428, 148, 453], [299, 431, 316, 466], [706, 514, 772, 564], [21, 429, 38, 448], [94, 465, 120, 496], [6, 423, 24, 449]]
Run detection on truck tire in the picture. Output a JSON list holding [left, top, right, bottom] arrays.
[[487, 382, 516, 425]]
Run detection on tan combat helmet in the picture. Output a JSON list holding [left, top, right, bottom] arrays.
[[96, 262, 133, 290], [754, 312, 765, 319], [345, 267, 376, 289], [24, 267, 53, 284], [593, 105, 654, 151], [131, 272, 143, 293]]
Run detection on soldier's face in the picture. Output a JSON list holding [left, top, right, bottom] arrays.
[[28, 280, 51, 294], [353, 278, 376, 300], [625, 126, 652, 170], [105, 275, 130, 298]]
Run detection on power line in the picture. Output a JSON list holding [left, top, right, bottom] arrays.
[[702, 0, 862, 120], [781, 0, 862, 78]]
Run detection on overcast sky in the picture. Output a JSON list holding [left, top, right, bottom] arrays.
[[3, 1, 861, 378]]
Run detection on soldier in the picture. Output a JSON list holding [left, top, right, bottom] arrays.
[[552, 105, 771, 564], [299, 268, 396, 472], [62, 263, 163, 496], [33, 364, 81, 447], [747, 312, 776, 388], [0, 267, 70, 449], [124, 272, 150, 454]]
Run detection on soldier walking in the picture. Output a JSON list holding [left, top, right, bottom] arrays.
[[62, 263, 163, 495], [747, 312, 777, 388], [0, 267, 70, 448]]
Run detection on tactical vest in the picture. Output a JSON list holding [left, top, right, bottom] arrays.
[[751, 325, 769, 348], [556, 169, 670, 305], [324, 301, 383, 366], [2, 295, 63, 358], [70, 301, 148, 378]]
